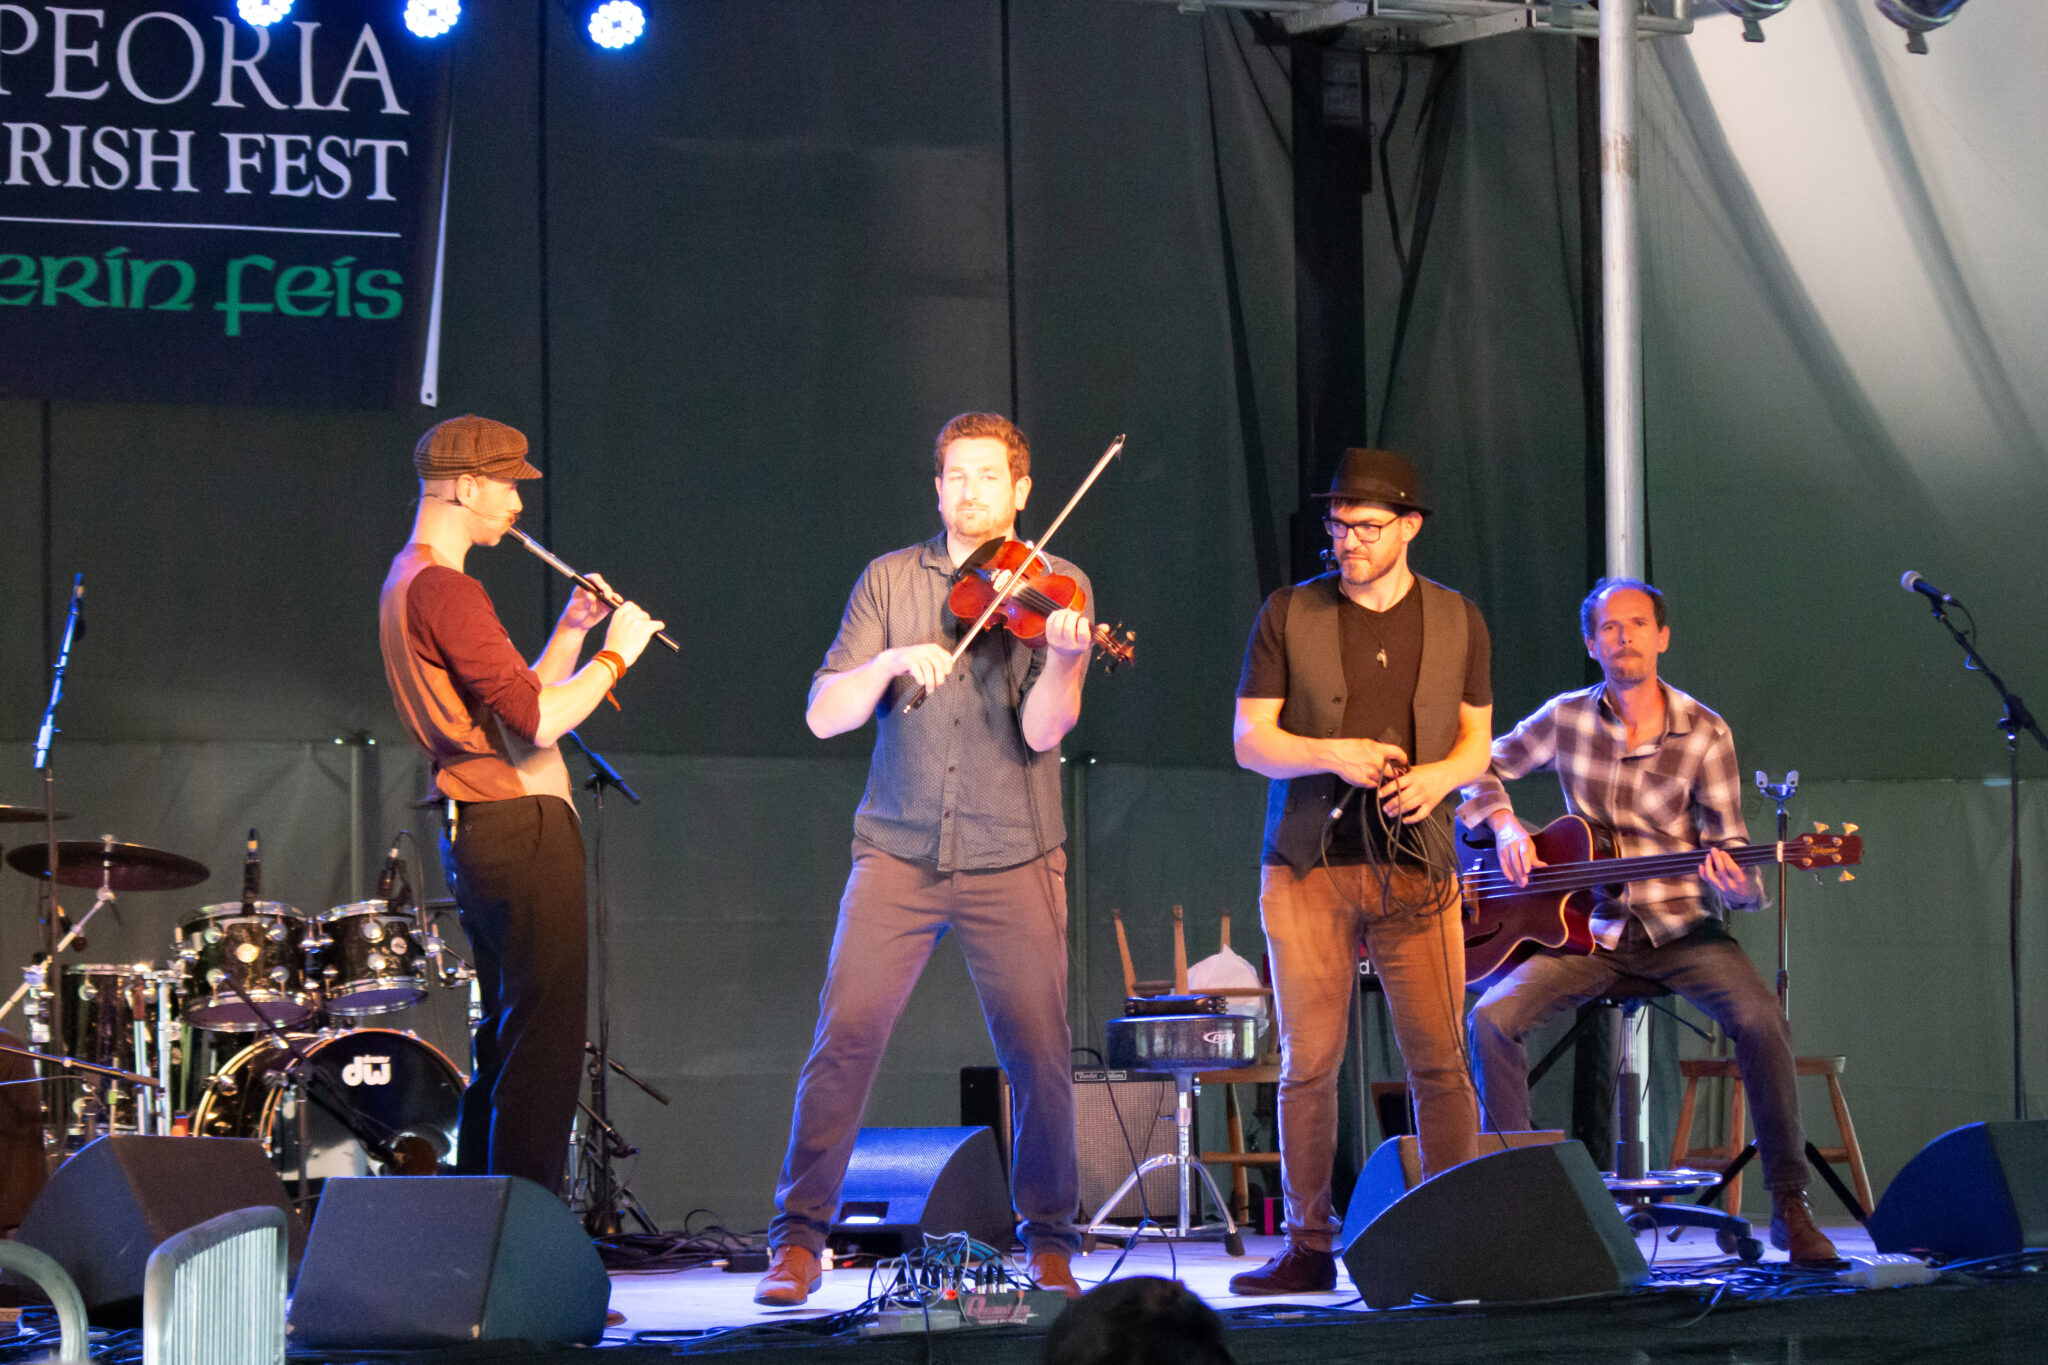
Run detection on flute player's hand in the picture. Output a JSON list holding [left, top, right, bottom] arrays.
[[601, 601, 665, 667], [559, 573, 617, 633]]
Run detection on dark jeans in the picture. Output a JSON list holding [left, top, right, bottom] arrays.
[[770, 839, 1080, 1257], [1468, 917, 1810, 1193], [441, 795, 588, 1192]]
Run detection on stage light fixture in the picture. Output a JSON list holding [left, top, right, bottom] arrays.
[[1874, 0, 1967, 53], [403, 0, 461, 39], [237, 0, 293, 24], [588, 1, 646, 49], [1718, 0, 1792, 43]]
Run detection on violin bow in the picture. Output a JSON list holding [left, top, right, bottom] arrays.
[[902, 432, 1126, 712]]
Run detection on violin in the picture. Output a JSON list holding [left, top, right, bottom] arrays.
[[949, 538, 1136, 669]]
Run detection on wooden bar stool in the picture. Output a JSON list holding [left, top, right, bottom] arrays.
[[1670, 1054, 1873, 1214]]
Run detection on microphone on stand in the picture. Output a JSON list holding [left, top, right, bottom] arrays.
[[1901, 570, 1958, 605], [374, 835, 411, 911], [241, 830, 261, 912]]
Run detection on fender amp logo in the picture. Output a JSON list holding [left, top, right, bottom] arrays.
[[340, 1056, 392, 1086]]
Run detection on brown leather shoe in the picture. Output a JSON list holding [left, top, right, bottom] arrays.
[[753, 1245, 823, 1307], [1028, 1250, 1083, 1300], [1227, 1245, 1337, 1296], [1770, 1192, 1844, 1267]]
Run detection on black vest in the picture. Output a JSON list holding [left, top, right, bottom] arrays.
[[1262, 573, 1470, 874]]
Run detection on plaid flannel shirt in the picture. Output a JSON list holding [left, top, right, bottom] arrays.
[[1456, 681, 1764, 948]]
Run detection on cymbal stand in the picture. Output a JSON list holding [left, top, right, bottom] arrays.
[[0, 857, 118, 1027], [564, 730, 650, 1235]]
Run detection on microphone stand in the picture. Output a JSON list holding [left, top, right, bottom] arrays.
[[1916, 593, 2048, 1121], [30, 575, 83, 1154], [563, 730, 655, 1235]]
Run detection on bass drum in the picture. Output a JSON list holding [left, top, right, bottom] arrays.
[[192, 1029, 465, 1179]]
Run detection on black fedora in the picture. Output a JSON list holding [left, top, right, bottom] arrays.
[[1313, 447, 1430, 516]]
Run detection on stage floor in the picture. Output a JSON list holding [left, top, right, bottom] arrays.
[[601, 1219, 1878, 1339]]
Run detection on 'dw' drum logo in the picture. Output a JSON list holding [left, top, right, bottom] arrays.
[[341, 1055, 393, 1087]]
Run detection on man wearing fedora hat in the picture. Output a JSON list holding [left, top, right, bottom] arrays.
[[1229, 447, 1494, 1294], [379, 414, 663, 1191]]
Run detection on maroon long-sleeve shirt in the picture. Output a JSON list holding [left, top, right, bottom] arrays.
[[378, 543, 572, 806]]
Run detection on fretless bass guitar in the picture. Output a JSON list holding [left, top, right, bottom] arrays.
[[1458, 815, 1863, 989]]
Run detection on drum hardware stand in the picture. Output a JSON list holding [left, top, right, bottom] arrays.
[[564, 730, 649, 1235], [0, 851, 120, 1027]]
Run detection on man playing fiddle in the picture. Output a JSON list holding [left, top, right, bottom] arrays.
[[756, 413, 1094, 1306]]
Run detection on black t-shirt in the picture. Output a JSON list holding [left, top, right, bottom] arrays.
[[1238, 580, 1492, 864]]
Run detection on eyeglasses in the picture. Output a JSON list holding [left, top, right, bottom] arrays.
[[1324, 515, 1401, 544]]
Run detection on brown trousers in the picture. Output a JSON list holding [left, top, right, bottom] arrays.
[[1261, 863, 1479, 1253]]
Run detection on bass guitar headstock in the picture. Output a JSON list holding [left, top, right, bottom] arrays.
[[1093, 623, 1137, 673], [1784, 823, 1863, 880]]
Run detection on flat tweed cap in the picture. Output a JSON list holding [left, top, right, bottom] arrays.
[[414, 414, 543, 481]]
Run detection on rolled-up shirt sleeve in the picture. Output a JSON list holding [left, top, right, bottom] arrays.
[[408, 567, 544, 744], [1457, 697, 1562, 827], [1693, 716, 1765, 910]]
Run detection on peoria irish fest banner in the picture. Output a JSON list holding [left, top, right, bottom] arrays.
[[0, 2, 452, 407]]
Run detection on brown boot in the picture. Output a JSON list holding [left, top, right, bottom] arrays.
[[1028, 1249, 1083, 1300], [1770, 1192, 1844, 1267], [753, 1245, 823, 1307], [1227, 1245, 1337, 1296]]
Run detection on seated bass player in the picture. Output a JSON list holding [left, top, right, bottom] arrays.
[[1459, 578, 1843, 1267]]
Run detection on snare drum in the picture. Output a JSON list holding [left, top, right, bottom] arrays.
[[312, 902, 428, 1017], [175, 903, 314, 1031], [192, 1028, 464, 1178]]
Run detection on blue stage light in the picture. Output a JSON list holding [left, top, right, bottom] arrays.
[[404, 0, 461, 39], [588, 1, 646, 49], [236, 0, 292, 24]]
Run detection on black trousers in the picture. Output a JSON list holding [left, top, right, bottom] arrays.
[[441, 795, 588, 1192]]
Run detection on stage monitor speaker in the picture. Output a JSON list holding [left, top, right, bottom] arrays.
[[1340, 1140, 1647, 1310], [962, 1066, 1182, 1222], [829, 1126, 1013, 1255], [288, 1176, 608, 1347], [1343, 1129, 1568, 1235], [1868, 1120, 2048, 1261], [8, 1136, 298, 1324]]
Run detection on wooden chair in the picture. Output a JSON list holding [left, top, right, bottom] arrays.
[[1670, 1054, 1873, 1215]]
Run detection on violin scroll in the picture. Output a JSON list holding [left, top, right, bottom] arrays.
[[1093, 623, 1136, 672]]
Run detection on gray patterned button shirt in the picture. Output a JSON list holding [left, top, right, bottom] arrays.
[[1457, 680, 1764, 947], [816, 533, 1090, 873]]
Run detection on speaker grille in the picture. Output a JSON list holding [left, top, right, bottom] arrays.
[[1074, 1071, 1181, 1221]]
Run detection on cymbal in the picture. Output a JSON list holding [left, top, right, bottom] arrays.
[[5, 841, 210, 892], [0, 805, 69, 824]]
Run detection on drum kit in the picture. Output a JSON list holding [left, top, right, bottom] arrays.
[[0, 806, 475, 1190]]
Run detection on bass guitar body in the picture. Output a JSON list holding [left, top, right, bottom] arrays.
[[1459, 815, 1605, 991], [1457, 815, 1863, 990]]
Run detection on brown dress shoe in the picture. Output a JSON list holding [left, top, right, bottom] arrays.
[[1227, 1245, 1338, 1296], [753, 1245, 823, 1307], [1029, 1250, 1083, 1300], [1770, 1192, 1844, 1267]]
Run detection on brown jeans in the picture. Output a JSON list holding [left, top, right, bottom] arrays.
[[1261, 862, 1479, 1253]]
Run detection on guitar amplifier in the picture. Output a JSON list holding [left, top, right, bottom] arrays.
[[961, 1067, 1184, 1221]]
